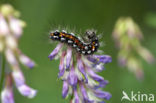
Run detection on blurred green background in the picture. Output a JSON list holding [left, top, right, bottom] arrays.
[[0, 0, 156, 103]]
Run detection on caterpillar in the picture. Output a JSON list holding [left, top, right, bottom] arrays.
[[50, 30, 99, 55]]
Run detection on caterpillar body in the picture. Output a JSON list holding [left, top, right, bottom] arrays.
[[50, 30, 99, 55]]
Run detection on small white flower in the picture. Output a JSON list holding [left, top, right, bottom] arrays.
[[6, 35, 17, 50], [9, 17, 23, 38], [17, 85, 37, 98], [0, 4, 37, 103], [1, 88, 14, 103], [12, 69, 25, 86], [0, 13, 9, 36]]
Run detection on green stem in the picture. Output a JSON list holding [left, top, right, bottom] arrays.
[[0, 53, 6, 94]]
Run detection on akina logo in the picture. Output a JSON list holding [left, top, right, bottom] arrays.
[[121, 91, 155, 102]]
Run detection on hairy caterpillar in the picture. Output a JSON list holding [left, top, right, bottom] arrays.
[[50, 30, 99, 55]]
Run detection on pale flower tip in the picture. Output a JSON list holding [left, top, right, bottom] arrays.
[[9, 17, 23, 38], [6, 35, 17, 49], [18, 85, 37, 98], [12, 69, 25, 87], [19, 54, 35, 69], [5, 48, 18, 65], [0, 14, 9, 35], [1, 88, 14, 103]]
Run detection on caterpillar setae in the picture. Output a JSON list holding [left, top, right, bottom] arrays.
[[50, 30, 99, 55]]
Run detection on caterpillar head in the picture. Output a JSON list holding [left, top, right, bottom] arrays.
[[85, 30, 98, 42]]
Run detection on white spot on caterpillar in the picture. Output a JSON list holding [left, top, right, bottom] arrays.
[[95, 43, 98, 46], [76, 48, 80, 51], [87, 50, 91, 54], [82, 51, 85, 54], [61, 38, 65, 41], [54, 36, 59, 38], [73, 44, 77, 47], [84, 46, 88, 50], [68, 40, 73, 43]]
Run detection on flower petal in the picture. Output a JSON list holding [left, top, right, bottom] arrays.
[[77, 57, 88, 83], [5, 49, 18, 66], [48, 43, 63, 60], [17, 84, 37, 98], [86, 66, 104, 82], [68, 64, 77, 86], [1, 88, 14, 103], [94, 55, 112, 64], [93, 63, 105, 72], [19, 53, 35, 69], [62, 81, 69, 98], [74, 89, 80, 103], [66, 47, 72, 69], [94, 90, 112, 100], [9, 17, 23, 38], [0, 13, 9, 36], [80, 83, 94, 103], [12, 69, 25, 87], [58, 52, 66, 77]]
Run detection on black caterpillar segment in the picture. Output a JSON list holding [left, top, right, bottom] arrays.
[[50, 30, 99, 55]]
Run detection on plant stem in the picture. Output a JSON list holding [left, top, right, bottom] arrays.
[[0, 53, 6, 94]]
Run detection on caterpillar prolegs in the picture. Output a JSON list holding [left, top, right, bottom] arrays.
[[50, 30, 99, 55]]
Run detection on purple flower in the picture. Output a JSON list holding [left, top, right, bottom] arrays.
[[68, 64, 77, 86], [12, 69, 25, 86], [62, 81, 69, 98], [94, 55, 112, 64], [9, 17, 23, 38], [1, 74, 14, 103], [58, 51, 66, 77], [86, 66, 104, 82], [1, 88, 14, 103], [80, 83, 94, 103], [0, 4, 37, 103], [92, 63, 105, 72], [19, 53, 35, 68], [94, 90, 112, 100], [66, 47, 72, 69], [0, 13, 9, 36], [88, 55, 112, 64], [48, 43, 63, 60], [17, 84, 37, 98], [73, 89, 80, 103], [49, 30, 112, 103], [112, 17, 155, 79], [12, 69, 37, 98], [77, 55, 88, 83]]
